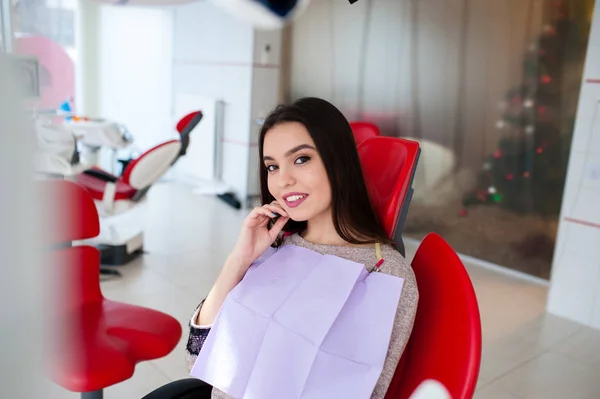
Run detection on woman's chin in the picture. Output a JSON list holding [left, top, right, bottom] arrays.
[[286, 210, 311, 223]]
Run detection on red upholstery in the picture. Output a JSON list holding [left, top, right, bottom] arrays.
[[350, 121, 380, 145], [385, 233, 482, 399], [76, 167, 137, 201], [357, 138, 481, 398], [357, 137, 420, 239], [176, 111, 202, 158], [47, 180, 182, 393], [176, 111, 203, 134], [45, 180, 100, 245], [77, 139, 180, 203], [122, 139, 180, 187]]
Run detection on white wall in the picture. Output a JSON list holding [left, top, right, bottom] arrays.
[[247, 29, 282, 198], [172, 0, 253, 198], [548, 0, 600, 330], [97, 5, 174, 153], [171, 1, 281, 201]]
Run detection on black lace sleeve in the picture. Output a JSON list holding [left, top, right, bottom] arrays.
[[186, 301, 211, 356]]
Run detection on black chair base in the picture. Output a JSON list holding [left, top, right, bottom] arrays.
[[142, 378, 212, 399]]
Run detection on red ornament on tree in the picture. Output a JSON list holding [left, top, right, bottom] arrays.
[[540, 75, 552, 84], [477, 190, 488, 201], [544, 25, 557, 36], [506, 173, 515, 180], [459, 209, 468, 217], [494, 150, 502, 159]]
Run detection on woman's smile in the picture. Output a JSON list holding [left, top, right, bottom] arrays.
[[282, 192, 309, 208]]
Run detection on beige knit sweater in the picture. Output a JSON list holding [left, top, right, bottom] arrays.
[[185, 233, 419, 399]]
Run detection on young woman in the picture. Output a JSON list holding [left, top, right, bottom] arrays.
[[180, 97, 418, 399]]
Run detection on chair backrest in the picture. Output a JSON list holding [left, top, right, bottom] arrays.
[[44, 180, 103, 314], [357, 136, 420, 256], [350, 121, 380, 146], [386, 233, 482, 399], [122, 140, 181, 190], [44, 179, 100, 246], [175, 110, 203, 158]]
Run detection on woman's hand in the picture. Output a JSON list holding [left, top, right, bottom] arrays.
[[198, 201, 289, 326], [229, 202, 290, 271]]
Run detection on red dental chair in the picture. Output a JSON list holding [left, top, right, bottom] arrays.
[[77, 110, 203, 216], [45, 179, 182, 399], [140, 136, 481, 399], [359, 136, 481, 399], [350, 121, 380, 145], [117, 111, 203, 174], [74, 111, 203, 267]]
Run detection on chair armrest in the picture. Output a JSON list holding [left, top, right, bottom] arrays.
[[102, 182, 117, 214], [117, 159, 132, 175], [81, 168, 119, 213], [82, 169, 119, 183]]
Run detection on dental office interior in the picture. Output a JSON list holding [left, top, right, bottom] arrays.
[[2, 0, 600, 398]]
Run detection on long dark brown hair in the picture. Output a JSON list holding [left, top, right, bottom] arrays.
[[258, 97, 392, 247]]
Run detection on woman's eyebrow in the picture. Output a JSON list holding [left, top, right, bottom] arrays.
[[263, 144, 316, 162]]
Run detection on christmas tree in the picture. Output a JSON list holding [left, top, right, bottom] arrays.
[[462, 1, 588, 217]]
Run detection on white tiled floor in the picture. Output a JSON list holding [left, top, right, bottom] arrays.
[[47, 182, 600, 398]]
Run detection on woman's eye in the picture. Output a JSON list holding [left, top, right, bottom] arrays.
[[266, 164, 278, 172], [295, 156, 311, 165]]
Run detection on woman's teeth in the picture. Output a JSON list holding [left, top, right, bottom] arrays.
[[287, 195, 305, 202]]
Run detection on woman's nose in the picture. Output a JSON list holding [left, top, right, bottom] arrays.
[[277, 167, 295, 188]]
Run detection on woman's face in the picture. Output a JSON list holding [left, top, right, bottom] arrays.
[[263, 122, 332, 222]]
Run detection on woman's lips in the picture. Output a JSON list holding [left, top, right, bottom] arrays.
[[283, 193, 308, 208]]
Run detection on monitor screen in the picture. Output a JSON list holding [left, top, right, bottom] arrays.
[[9, 54, 40, 99]]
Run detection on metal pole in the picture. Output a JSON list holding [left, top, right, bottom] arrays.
[[81, 390, 103, 399], [1, 0, 14, 53]]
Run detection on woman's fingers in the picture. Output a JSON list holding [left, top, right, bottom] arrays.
[[263, 203, 288, 218], [269, 215, 290, 240], [246, 207, 280, 227]]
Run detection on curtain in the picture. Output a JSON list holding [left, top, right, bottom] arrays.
[[286, 0, 593, 278]]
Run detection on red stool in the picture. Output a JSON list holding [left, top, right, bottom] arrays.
[[46, 180, 182, 399]]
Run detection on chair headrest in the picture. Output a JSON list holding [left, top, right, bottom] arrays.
[[357, 136, 420, 240], [122, 140, 181, 190], [176, 111, 203, 157], [41, 180, 100, 245], [350, 121, 380, 146], [177, 111, 203, 136]]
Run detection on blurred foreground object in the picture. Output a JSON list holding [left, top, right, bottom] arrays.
[[210, 0, 311, 30], [0, 53, 48, 397]]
